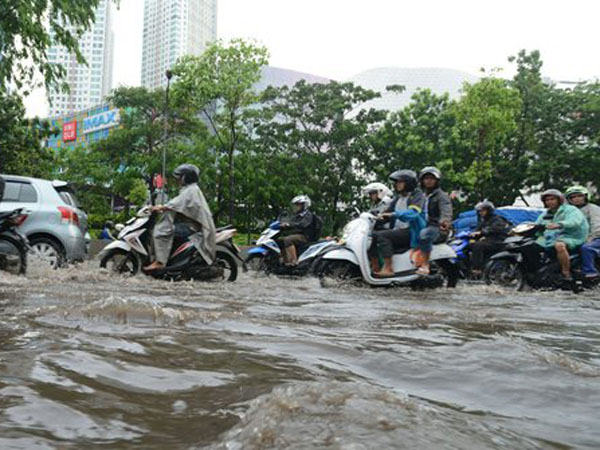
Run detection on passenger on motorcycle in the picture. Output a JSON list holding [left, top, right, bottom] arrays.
[[143, 164, 216, 272], [415, 167, 453, 275], [279, 195, 316, 266], [469, 200, 511, 277], [361, 182, 393, 217], [370, 169, 426, 277], [531, 189, 589, 282], [566, 185, 600, 280]]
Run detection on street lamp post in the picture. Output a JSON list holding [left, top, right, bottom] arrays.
[[161, 69, 173, 204]]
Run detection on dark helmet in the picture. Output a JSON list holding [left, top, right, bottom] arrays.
[[173, 164, 200, 185], [475, 200, 495, 213], [419, 166, 442, 181], [389, 169, 418, 192], [540, 189, 565, 204]]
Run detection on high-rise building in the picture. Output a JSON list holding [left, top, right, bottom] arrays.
[[141, 0, 217, 89], [47, 0, 114, 117]]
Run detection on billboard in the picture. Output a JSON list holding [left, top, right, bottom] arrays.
[[62, 121, 77, 141], [83, 109, 120, 134]]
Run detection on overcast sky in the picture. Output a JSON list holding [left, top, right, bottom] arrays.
[[25, 0, 600, 116]]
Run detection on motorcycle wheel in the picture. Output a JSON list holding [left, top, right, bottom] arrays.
[[245, 254, 267, 272], [317, 260, 361, 281], [484, 259, 524, 291], [100, 249, 139, 276], [0, 237, 27, 275], [433, 260, 460, 288], [215, 251, 238, 282]]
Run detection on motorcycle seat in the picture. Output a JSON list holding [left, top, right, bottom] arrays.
[[0, 210, 18, 220]]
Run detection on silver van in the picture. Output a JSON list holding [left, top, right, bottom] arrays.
[[0, 175, 89, 267]]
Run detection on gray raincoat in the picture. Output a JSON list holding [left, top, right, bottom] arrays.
[[153, 184, 216, 265]]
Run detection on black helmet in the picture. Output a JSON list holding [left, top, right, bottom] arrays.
[[475, 200, 495, 212], [173, 164, 199, 185], [419, 166, 442, 181], [389, 169, 418, 192]]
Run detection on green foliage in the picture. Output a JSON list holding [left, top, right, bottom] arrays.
[[0, 0, 116, 93], [54, 85, 209, 213], [171, 39, 270, 222], [253, 80, 386, 232], [453, 76, 522, 203], [0, 90, 55, 176], [40, 45, 600, 235]]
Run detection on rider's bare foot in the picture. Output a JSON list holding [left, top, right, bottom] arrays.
[[374, 269, 395, 278], [143, 261, 165, 271], [416, 265, 430, 276]]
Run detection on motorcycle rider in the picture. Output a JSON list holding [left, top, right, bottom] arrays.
[[362, 182, 393, 216], [415, 167, 453, 275], [531, 189, 588, 282], [143, 164, 216, 272], [566, 185, 600, 280], [469, 200, 511, 277], [279, 195, 315, 266], [371, 169, 425, 277]]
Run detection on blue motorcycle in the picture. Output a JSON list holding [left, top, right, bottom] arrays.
[[449, 230, 473, 279], [246, 220, 338, 276]]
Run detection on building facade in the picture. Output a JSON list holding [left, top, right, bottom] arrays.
[[47, 0, 114, 117], [46, 104, 121, 150], [141, 0, 217, 89]]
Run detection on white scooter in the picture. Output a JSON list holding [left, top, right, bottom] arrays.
[[316, 212, 459, 288], [99, 206, 244, 281]]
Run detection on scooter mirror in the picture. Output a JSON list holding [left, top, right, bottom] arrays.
[[115, 224, 125, 232]]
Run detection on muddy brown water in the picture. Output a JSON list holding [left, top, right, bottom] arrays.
[[0, 261, 599, 449]]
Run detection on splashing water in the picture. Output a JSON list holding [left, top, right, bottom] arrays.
[[1, 261, 599, 448]]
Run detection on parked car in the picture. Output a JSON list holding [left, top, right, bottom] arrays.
[[0, 175, 89, 268]]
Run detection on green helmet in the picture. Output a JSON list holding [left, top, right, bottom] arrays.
[[565, 185, 590, 201]]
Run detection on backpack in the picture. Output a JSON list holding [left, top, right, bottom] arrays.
[[311, 213, 323, 241]]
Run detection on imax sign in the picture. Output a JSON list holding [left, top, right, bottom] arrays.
[[83, 109, 120, 134]]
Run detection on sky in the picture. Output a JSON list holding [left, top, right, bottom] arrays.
[[25, 0, 600, 116]]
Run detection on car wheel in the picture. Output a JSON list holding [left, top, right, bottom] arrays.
[[29, 237, 65, 269]]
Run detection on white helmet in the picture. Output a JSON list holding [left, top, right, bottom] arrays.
[[292, 195, 311, 208], [362, 182, 392, 201]]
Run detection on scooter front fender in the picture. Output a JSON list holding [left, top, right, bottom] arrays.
[[99, 240, 133, 258]]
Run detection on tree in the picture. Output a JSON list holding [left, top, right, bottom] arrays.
[[171, 39, 269, 222], [253, 80, 386, 232], [0, 0, 114, 93], [370, 89, 458, 189], [0, 89, 55, 177], [453, 75, 522, 204], [508, 50, 600, 195]]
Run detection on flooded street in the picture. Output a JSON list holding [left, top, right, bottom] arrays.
[[1, 262, 599, 449]]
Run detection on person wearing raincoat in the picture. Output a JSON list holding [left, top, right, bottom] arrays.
[[533, 189, 588, 281], [143, 164, 216, 271], [565, 185, 600, 279]]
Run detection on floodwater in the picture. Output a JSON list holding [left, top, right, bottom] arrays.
[[0, 261, 599, 449]]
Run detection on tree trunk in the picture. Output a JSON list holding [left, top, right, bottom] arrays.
[[228, 147, 234, 224]]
